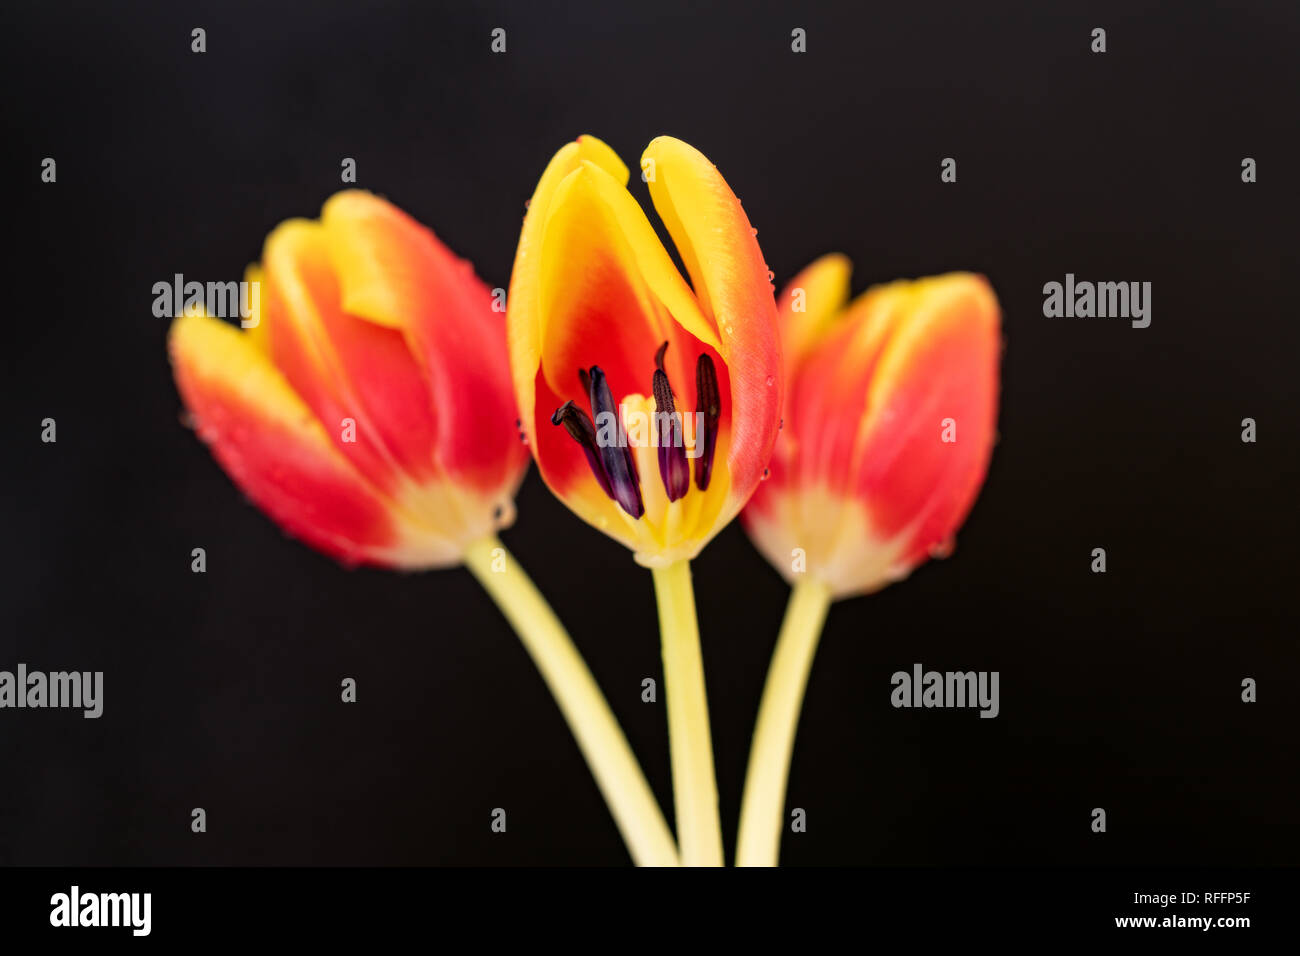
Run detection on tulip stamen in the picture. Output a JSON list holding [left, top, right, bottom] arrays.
[[652, 342, 689, 502], [550, 400, 615, 501], [694, 353, 721, 491], [552, 347, 720, 518], [587, 366, 646, 519]]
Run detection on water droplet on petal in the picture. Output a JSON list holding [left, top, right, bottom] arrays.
[[723, 324, 734, 336], [524, 198, 531, 209], [760, 468, 770, 481], [766, 270, 775, 282], [765, 375, 775, 388], [750, 227, 758, 237], [779, 417, 784, 431]]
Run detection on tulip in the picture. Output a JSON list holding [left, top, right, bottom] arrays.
[[508, 136, 783, 864], [169, 190, 678, 866], [170, 190, 528, 568], [736, 256, 1001, 866], [508, 135, 782, 566]]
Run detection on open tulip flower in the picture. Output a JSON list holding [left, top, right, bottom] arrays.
[[736, 255, 1001, 866], [169, 190, 679, 866], [508, 136, 783, 864], [508, 135, 782, 566]]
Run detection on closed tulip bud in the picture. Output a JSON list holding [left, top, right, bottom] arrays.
[[169, 190, 528, 568], [743, 256, 1001, 599]]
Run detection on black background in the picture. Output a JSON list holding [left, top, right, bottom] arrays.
[[3, 0, 1297, 866]]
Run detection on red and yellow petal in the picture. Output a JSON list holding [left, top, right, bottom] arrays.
[[509, 136, 630, 451], [536, 164, 677, 412], [787, 280, 913, 497], [643, 137, 782, 517], [168, 310, 463, 569], [851, 273, 1000, 564], [242, 263, 268, 353], [320, 191, 527, 492], [512, 138, 713, 422], [259, 218, 442, 497], [743, 483, 916, 598], [775, 253, 851, 380]]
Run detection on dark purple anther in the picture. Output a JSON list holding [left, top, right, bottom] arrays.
[[551, 400, 614, 500], [694, 353, 721, 491], [652, 342, 689, 501], [587, 366, 645, 518]]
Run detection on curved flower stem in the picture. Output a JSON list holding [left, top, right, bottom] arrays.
[[735, 577, 833, 867], [651, 559, 724, 866], [464, 535, 679, 867]]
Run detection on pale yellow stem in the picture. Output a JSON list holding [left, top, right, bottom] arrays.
[[651, 559, 724, 866], [735, 578, 833, 867], [464, 535, 679, 866]]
